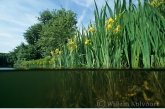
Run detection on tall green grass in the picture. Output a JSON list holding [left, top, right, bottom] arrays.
[[17, 0, 165, 69]]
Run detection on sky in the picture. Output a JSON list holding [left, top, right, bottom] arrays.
[[0, 0, 139, 53]]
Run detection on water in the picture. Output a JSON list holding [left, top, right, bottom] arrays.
[[0, 69, 164, 108], [0, 69, 55, 108], [0, 68, 16, 70]]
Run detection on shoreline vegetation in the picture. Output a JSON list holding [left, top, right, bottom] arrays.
[[0, 0, 165, 107], [14, 0, 165, 70]]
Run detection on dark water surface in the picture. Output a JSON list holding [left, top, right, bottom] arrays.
[[0, 68, 16, 70], [0, 69, 55, 108], [0, 69, 165, 108]]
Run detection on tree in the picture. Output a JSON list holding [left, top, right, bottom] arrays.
[[0, 53, 8, 67], [23, 23, 42, 45], [38, 9, 53, 24], [8, 8, 77, 65], [37, 8, 77, 56], [15, 43, 42, 61], [7, 51, 17, 67]]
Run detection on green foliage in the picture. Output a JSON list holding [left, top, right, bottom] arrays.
[[7, 51, 18, 67], [23, 23, 42, 45], [15, 43, 41, 61], [37, 8, 77, 56], [17, 0, 165, 69], [0, 52, 18, 67], [14, 0, 165, 69], [0, 53, 8, 67], [8, 42, 42, 67], [38, 9, 53, 24], [15, 56, 53, 69], [6, 8, 78, 66], [15, 43, 41, 60]]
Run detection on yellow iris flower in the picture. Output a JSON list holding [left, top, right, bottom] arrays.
[[85, 40, 90, 45], [88, 27, 95, 32], [150, 0, 157, 6], [55, 48, 59, 54], [106, 18, 114, 24], [107, 24, 112, 29]]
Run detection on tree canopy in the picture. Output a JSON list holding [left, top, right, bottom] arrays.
[[38, 9, 53, 24], [37, 8, 77, 56], [23, 23, 42, 45]]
